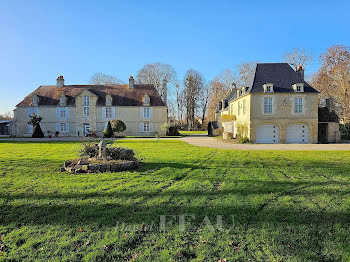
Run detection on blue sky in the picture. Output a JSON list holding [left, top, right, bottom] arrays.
[[0, 0, 349, 113]]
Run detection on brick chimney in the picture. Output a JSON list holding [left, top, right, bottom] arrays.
[[56, 75, 64, 87], [129, 76, 134, 89], [297, 65, 304, 80]]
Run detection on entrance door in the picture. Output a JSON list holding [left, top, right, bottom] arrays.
[[318, 123, 328, 143], [84, 124, 90, 137]]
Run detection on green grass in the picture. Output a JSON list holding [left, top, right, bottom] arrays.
[[179, 130, 207, 136], [0, 140, 350, 261]]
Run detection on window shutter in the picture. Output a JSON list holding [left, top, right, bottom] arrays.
[[56, 107, 60, 119], [56, 123, 60, 132], [140, 122, 144, 132], [28, 107, 32, 116], [150, 122, 153, 132], [140, 107, 143, 119], [33, 107, 38, 115], [102, 107, 106, 119], [112, 107, 116, 119], [66, 123, 69, 133], [65, 107, 69, 119], [149, 108, 153, 119], [105, 122, 108, 129], [28, 125, 33, 134]]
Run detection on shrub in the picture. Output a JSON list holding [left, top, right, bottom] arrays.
[[32, 124, 44, 138], [239, 137, 250, 144], [78, 141, 137, 161], [103, 121, 114, 138], [219, 114, 237, 122], [111, 120, 126, 134], [236, 122, 248, 138], [78, 141, 98, 158], [167, 126, 180, 136], [106, 147, 137, 161]]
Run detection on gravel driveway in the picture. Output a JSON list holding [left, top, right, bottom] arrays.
[[180, 135, 350, 151]]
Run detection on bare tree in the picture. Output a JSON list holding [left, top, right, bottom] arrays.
[[283, 48, 313, 71], [0, 111, 13, 120], [199, 83, 210, 130], [183, 69, 204, 130], [312, 45, 350, 122], [136, 63, 177, 104], [175, 83, 186, 126], [237, 61, 258, 86], [89, 72, 124, 85]]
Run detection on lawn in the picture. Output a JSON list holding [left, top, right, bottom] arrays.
[[179, 130, 207, 136], [0, 140, 349, 261]]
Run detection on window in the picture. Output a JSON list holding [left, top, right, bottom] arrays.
[[243, 100, 246, 114], [264, 84, 273, 93], [60, 108, 66, 119], [238, 102, 240, 115], [264, 97, 273, 114], [33, 97, 38, 104], [60, 123, 66, 133], [106, 107, 112, 118], [295, 97, 303, 113], [83, 107, 89, 117], [107, 98, 111, 105], [296, 85, 302, 92], [83, 96, 89, 106], [144, 107, 150, 119], [143, 122, 150, 132]]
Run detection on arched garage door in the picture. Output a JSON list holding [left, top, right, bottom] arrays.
[[256, 124, 280, 143], [286, 124, 309, 143]]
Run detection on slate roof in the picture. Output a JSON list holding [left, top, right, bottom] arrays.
[[223, 63, 319, 103], [247, 63, 318, 94], [17, 84, 166, 107]]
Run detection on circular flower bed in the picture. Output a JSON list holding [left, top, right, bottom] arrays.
[[60, 140, 140, 173]]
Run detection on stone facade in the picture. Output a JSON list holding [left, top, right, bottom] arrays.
[[14, 76, 168, 137], [218, 63, 320, 143]]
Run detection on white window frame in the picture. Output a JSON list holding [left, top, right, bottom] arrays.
[[83, 106, 89, 117], [106, 98, 112, 105], [143, 122, 150, 132], [293, 83, 304, 92], [295, 97, 303, 113], [143, 107, 150, 119], [60, 108, 66, 119], [33, 97, 38, 104], [264, 97, 273, 114], [263, 84, 274, 93], [60, 123, 66, 133], [106, 107, 112, 119], [83, 96, 90, 106]]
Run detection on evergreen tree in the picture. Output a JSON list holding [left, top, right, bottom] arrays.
[[103, 121, 114, 138], [32, 124, 44, 138]]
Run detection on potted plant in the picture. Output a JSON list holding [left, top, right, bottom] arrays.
[[47, 130, 52, 138], [55, 131, 60, 137]]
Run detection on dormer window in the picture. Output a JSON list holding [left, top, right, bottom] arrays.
[[263, 84, 274, 93], [106, 95, 112, 106], [83, 96, 90, 106], [32, 95, 38, 105], [60, 95, 66, 106], [293, 83, 304, 92], [143, 94, 150, 105]]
